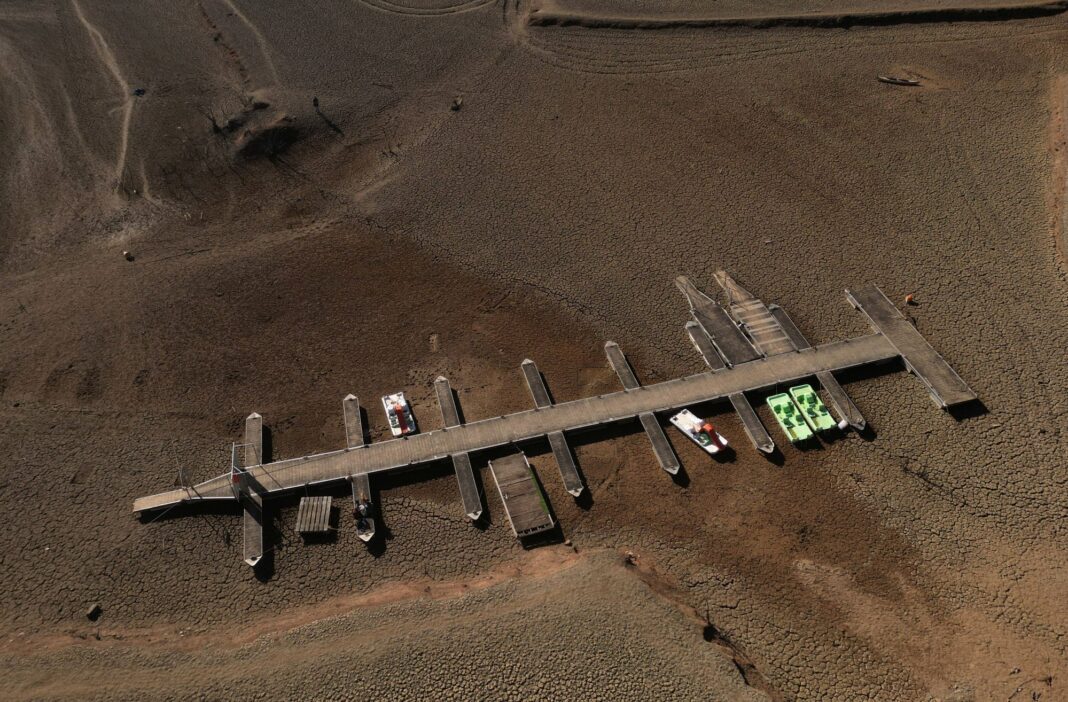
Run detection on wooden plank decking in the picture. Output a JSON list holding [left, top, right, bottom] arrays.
[[296, 496, 333, 535], [489, 453, 554, 538]]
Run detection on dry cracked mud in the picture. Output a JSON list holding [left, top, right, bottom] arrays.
[[1, 0, 1067, 699]]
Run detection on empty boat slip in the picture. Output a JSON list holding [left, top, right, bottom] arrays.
[[488, 453, 554, 538]]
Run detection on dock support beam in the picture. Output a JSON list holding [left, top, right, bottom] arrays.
[[521, 359, 584, 497], [242, 412, 265, 568], [605, 342, 680, 475], [435, 376, 483, 520]]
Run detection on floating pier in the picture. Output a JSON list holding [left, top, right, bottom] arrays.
[[343, 394, 375, 540], [240, 413, 264, 568], [489, 452, 554, 538], [604, 341, 680, 475], [521, 360, 584, 497], [435, 376, 483, 520], [133, 276, 978, 568]]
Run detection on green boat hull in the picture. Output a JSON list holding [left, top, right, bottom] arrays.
[[767, 393, 813, 443], [789, 384, 837, 432]]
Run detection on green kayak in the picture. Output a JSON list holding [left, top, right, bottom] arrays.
[[789, 384, 837, 432], [767, 393, 813, 443]]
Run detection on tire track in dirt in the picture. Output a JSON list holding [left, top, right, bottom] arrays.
[[216, 0, 280, 86], [70, 0, 133, 193], [356, 0, 496, 17]]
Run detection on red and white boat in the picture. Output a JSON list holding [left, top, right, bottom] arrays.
[[669, 409, 728, 455], [382, 392, 417, 436]]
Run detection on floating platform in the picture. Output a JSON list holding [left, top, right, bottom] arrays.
[[489, 453, 554, 538], [847, 285, 977, 408], [296, 496, 333, 537], [729, 392, 776, 454], [521, 359, 584, 497], [605, 341, 680, 475]]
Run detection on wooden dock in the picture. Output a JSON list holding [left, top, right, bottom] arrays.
[[521, 360, 584, 497], [435, 376, 483, 520], [134, 332, 904, 514], [769, 305, 866, 431], [296, 496, 333, 536], [847, 286, 977, 408], [605, 341, 680, 475], [489, 453, 554, 538], [133, 278, 978, 573]]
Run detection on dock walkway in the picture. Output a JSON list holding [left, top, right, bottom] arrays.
[[134, 332, 902, 513]]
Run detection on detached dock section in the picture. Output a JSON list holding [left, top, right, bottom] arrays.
[[489, 453, 554, 538], [847, 286, 977, 408]]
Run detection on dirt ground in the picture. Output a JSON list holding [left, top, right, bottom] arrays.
[[1, 0, 1067, 700]]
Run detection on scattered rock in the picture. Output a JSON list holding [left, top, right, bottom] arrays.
[[132, 87, 146, 97], [86, 603, 102, 621], [451, 96, 463, 111], [123, 250, 134, 262]]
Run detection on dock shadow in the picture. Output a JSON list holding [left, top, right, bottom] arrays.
[[261, 425, 274, 464], [948, 399, 988, 422], [763, 447, 786, 467]]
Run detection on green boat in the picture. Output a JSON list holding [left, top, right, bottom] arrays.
[[767, 393, 813, 443], [789, 384, 837, 433]]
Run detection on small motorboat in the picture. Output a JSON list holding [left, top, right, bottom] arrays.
[[877, 75, 921, 86], [669, 409, 728, 455], [382, 392, 417, 437]]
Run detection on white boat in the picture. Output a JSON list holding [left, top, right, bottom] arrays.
[[382, 392, 417, 437], [669, 409, 728, 455]]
